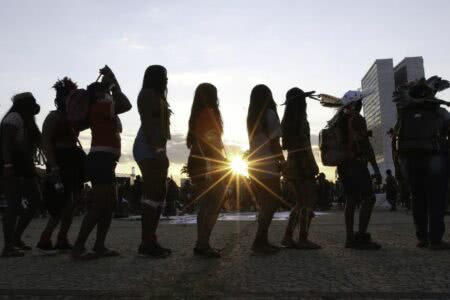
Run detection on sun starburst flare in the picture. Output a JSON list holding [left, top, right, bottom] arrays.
[[229, 155, 249, 177]]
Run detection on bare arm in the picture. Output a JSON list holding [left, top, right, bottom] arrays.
[[41, 113, 58, 170], [358, 117, 380, 173], [112, 88, 132, 115]]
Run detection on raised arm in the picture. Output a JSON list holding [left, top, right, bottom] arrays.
[[112, 87, 132, 115], [99, 65, 132, 115]]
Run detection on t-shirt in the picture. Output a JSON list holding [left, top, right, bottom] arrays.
[[89, 100, 121, 157], [2, 112, 27, 151]]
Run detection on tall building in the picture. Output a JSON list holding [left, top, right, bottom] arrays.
[[394, 57, 425, 88], [361, 57, 425, 174]]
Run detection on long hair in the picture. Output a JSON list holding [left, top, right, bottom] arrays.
[[247, 84, 278, 141], [281, 87, 307, 150], [142, 65, 168, 100], [52, 77, 77, 113], [1, 93, 41, 148], [186, 83, 223, 149]]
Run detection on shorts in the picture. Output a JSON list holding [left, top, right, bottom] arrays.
[[57, 147, 86, 190], [85, 151, 118, 185], [337, 160, 373, 198]]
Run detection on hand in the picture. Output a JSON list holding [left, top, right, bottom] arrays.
[[99, 65, 115, 77], [99, 65, 117, 90]]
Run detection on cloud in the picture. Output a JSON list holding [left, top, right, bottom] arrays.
[[170, 71, 235, 87], [166, 133, 189, 165], [118, 37, 146, 50]]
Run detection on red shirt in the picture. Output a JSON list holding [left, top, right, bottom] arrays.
[[89, 100, 121, 156]]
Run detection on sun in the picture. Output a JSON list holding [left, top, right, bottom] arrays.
[[229, 155, 249, 177]]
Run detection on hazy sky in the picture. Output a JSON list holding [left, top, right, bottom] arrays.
[[1, 0, 449, 182]]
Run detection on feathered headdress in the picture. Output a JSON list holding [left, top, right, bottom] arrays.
[[53, 77, 78, 99], [393, 76, 450, 108]]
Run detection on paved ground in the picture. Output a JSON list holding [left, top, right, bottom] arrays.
[[1, 208, 450, 299]]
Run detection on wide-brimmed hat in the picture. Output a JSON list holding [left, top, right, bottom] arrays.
[[340, 90, 364, 107], [283, 87, 318, 105], [11, 92, 36, 103]]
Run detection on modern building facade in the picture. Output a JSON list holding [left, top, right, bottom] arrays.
[[361, 57, 425, 174], [394, 57, 425, 88]]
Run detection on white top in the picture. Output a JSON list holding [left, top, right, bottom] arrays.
[[2, 112, 27, 151]]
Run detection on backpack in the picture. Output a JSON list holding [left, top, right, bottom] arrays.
[[319, 116, 347, 167], [66, 89, 91, 132], [396, 106, 441, 153]]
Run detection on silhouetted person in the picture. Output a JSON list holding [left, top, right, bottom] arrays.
[[385, 169, 398, 211], [335, 91, 382, 249], [133, 65, 171, 258], [317, 173, 332, 211], [280, 88, 321, 249], [164, 177, 178, 217], [1, 92, 42, 257], [37, 77, 86, 253], [388, 128, 410, 210], [186, 83, 227, 258], [180, 180, 193, 213], [131, 175, 143, 212], [247, 84, 284, 255], [395, 77, 450, 249], [72, 66, 131, 259]]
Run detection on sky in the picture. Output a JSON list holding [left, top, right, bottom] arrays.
[[1, 0, 449, 183]]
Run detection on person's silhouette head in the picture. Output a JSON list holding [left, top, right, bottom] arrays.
[[187, 83, 223, 148], [142, 65, 167, 98], [285, 87, 307, 113], [3, 92, 41, 146], [247, 84, 277, 137], [53, 77, 77, 113], [87, 82, 109, 103], [282, 87, 307, 145]]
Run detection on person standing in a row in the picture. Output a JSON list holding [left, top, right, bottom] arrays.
[[1, 93, 42, 257], [281, 88, 321, 249], [72, 66, 131, 259], [384, 169, 398, 211], [395, 77, 450, 249], [133, 65, 172, 258], [335, 91, 382, 250], [247, 84, 284, 255], [37, 77, 85, 253], [187, 83, 226, 258]]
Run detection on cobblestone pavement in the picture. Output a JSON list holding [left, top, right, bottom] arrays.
[[1, 209, 450, 299]]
